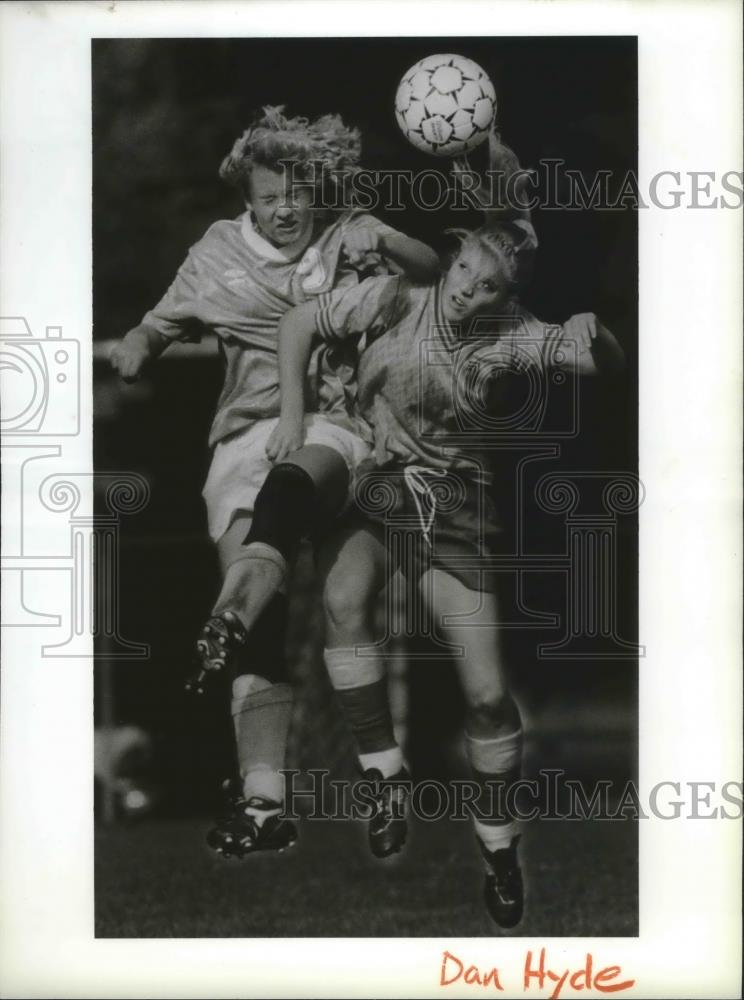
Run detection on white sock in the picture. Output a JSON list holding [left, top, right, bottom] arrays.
[[465, 728, 523, 773], [474, 817, 519, 856], [232, 676, 291, 809], [359, 746, 404, 778], [242, 766, 285, 810], [241, 799, 283, 828]]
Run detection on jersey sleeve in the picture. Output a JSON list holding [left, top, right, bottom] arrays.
[[500, 308, 569, 373], [140, 248, 204, 343], [530, 319, 594, 373], [533, 322, 568, 370], [342, 212, 416, 277], [342, 211, 402, 243], [314, 275, 401, 344]]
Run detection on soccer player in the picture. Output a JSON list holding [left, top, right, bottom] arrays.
[[272, 213, 625, 927], [110, 106, 439, 857]]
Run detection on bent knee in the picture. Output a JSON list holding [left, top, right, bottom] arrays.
[[466, 688, 519, 730], [323, 578, 375, 632]]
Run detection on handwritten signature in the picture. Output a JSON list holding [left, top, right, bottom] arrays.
[[440, 948, 635, 997]]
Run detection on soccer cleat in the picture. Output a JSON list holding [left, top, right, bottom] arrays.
[[364, 767, 411, 859], [185, 611, 249, 696], [479, 834, 524, 929], [206, 781, 297, 859]]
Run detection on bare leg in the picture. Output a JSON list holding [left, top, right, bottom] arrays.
[[318, 522, 390, 649], [318, 524, 409, 856], [418, 568, 519, 737], [214, 444, 349, 632], [198, 447, 351, 853], [418, 567, 523, 926], [216, 512, 253, 574]]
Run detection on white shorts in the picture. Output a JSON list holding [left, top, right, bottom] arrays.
[[202, 414, 372, 542]]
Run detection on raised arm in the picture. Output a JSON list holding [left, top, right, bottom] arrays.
[[452, 124, 534, 223], [342, 228, 439, 284], [265, 302, 320, 462], [378, 232, 439, 282], [267, 274, 399, 461]]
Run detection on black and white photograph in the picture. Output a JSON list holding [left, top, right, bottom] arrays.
[[0, 2, 741, 997], [93, 35, 639, 939]]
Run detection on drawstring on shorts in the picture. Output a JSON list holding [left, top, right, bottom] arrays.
[[402, 465, 449, 549]]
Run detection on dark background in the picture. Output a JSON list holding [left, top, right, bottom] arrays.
[[93, 39, 639, 935], [93, 36, 637, 338]]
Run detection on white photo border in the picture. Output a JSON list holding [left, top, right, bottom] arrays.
[[0, 1, 741, 997]]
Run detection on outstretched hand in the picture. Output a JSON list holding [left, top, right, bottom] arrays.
[[486, 123, 520, 174], [452, 123, 534, 216], [110, 338, 150, 383], [451, 151, 490, 212], [563, 312, 604, 352], [342, 229, 382, 266], [560, 312, 626, 375]]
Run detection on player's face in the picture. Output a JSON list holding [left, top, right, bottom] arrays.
[[247, 164, 315, 248], [441, 244, 512, 324]]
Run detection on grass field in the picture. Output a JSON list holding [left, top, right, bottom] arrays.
[[95, 810, 637, 938]]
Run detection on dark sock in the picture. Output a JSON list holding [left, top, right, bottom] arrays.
[[233, 592, 290, 684], [335, 678, 398, 754], [323, 648, 402, 776]]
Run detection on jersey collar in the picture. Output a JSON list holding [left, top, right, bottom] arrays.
[[433, 279, 460, 349], [239, 212, 314, 263], [434, 280, 524, 345]]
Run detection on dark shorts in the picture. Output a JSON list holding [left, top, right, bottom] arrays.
[[350, 464, 503, 592]]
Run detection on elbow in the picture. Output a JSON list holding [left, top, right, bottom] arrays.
[[594, 345, 627, 378], [279, 304, 319, 348], [385, 234, 440, 283], [131, 322, 168, 354], [417, 246, 441, 282], [606, 336, 627, 376]]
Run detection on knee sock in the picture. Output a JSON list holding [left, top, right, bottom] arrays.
[[235, 592, 289, 683], [466, 727, 523, 854], [244, 461, 336, 563], [232, 674, 293, 807], [219, 460, 348, 632], [324, 647, 403, 778], [230, 595, 290, 813]]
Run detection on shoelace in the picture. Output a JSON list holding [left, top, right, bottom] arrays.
[[402, 465, 449, 550]]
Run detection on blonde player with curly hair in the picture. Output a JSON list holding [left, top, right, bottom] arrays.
[[110, 106, 438, 856]]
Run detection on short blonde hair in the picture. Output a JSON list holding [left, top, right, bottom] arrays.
[[448, 220, 537, 293], [219, 105, 362, 195]]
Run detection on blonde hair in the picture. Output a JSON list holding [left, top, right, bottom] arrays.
[[219, 105, 362, 196], [447, 220, 537, 293]]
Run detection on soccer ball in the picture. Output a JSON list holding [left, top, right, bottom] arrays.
[[395, 53, 497, 158]]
